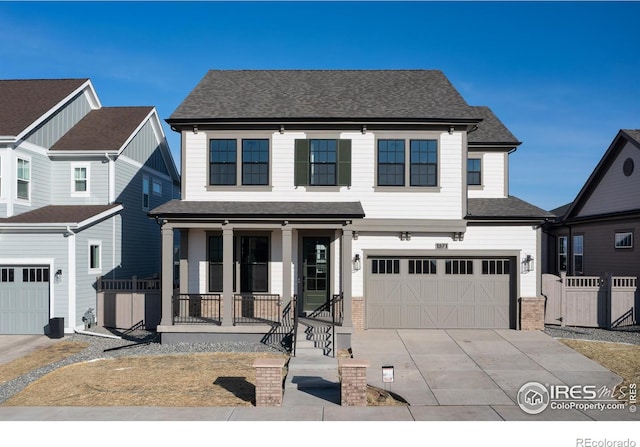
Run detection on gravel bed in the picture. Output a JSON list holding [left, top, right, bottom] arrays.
[[0, 326, 286, 405], [544, 324, 640, 345]]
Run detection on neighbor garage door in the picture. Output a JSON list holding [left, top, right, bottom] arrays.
[[0, 266, 50, 334], [366, 257, 514, 329]]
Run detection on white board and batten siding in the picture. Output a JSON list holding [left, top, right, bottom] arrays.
[[183, 130, 465, 220], [577, 141, 640, 217]]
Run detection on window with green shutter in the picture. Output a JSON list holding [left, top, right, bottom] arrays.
[[294, 138, 351, 187]]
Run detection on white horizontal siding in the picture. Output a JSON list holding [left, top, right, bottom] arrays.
[[184, 130, 465, 219], [577, 141, 640, 217], [468, 152, 507, 198]]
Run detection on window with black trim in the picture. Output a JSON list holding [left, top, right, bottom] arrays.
[[240, 236, 269, 292], [377, 140, 405, 186], [482, 259, 510, 275], [371, 259, 400, 274], [408, 259, 436, 274], [573, 235, 584, 274], [209, 139, 237, 185], [467, 158, 482, 185], [558, 236, 568, 272], [242, 139, 269, 185], [615, 232, 633, 249], [445, 259, 473, 275], [208, 235, 224, 292], [294, 138, 351, 187], [1, 268, 14, 282], [410, 140, 438, 187]]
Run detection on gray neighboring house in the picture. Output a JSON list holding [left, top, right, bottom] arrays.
[[151, 69, 552, 348], [0, 79, 180, 335], [543, 129, 640, 321]]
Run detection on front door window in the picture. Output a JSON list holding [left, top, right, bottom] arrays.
[[240, 236, 269, 292], [302, 237, 330, 312]]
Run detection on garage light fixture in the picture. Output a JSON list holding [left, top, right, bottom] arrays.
[[521, 254, 534, 273], [54, 269, 62, 283], [353, 254, 361, 271], [452, 232, 464, 241], [400, 232, 411, 241]]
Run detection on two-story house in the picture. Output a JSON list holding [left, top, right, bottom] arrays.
[[0, 78, 180, 335], [150, 70, 552, 348]]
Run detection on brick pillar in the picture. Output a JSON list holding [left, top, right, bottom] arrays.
[[352, 296, 364, 330], [339, 359, 370, 406], [520, 296, 546, 330], [253, 358, 286, 407]]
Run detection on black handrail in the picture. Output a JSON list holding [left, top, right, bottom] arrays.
[[233, 293, 282, 325], [292, 294, 298, 356]]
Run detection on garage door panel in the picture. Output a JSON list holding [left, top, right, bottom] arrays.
[[0, 266, 50, 335], [366, 257, 514, 329]]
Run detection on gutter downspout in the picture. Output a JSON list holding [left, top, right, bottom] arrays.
[[105, 153, 115, 204]]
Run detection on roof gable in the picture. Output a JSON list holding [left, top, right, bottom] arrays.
[[467, 106, 521, 147], [50, 106, 153, 152], [563, 129, 640, 219], [0, 79, 90, 137]]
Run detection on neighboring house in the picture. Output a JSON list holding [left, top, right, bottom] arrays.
[[543, 129, 640, 322], [150, 70, 552, 347], [0, 79, 180, 335]]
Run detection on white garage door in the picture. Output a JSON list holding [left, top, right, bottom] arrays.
[[0, 266, 50, 334], [366, 257, 514, 329]]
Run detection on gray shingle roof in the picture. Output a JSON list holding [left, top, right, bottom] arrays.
[[468, 106, 520, 146], [168, 70, 480, 122], [467, 196, 554, 220], [0, 79, 88, 136], [0, 204, 121, 224], [50, 107, 153, 151], [149, 200, 365, 219], [622, 129, 640, 145]]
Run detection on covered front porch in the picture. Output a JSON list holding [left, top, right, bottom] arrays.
[[150, 201, 365, 350]]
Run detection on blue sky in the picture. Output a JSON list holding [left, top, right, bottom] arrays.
[[1, 1, 639, 211]]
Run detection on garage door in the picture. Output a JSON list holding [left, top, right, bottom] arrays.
[[366, 257, 514, 329], [0, 266, 50, 334]]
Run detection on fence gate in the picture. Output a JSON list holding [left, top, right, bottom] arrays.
[[541, 273, 637, 328]]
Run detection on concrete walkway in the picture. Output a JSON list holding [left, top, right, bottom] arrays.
[[0, 329, 638, 421]]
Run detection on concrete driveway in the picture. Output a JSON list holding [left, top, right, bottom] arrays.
[[351, 329, 633, 421], [0, 335, 59, 366]]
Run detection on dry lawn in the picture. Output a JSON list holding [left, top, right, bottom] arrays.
[[559, 339, 640, 400], [2, 351, 288, 407], [0, 341, 88, 386]]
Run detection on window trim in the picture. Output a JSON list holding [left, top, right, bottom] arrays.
[[558, 235, 568, 273], [88, 241, 102, 274], [209, 138, 238, 186], [467, 157, 482, 186], [71, 163, 90, 197], [16, 156, 31, 202], [241, 139, 270, 186], [142, 175, 150, 211], [614, 231, 633, 249], [377, 139, 406, 187], [374, 133, 441, 191], [573, 234, 584, 275], [294, 137, 351, 188]]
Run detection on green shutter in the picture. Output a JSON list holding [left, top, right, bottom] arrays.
[[337, 139, 351, 186], [294, 139, 310, 186]]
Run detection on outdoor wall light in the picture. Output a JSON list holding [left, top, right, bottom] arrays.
[[361, 125, 367, 134], [452, 232, 465, 241], [353, 254, 361, 271], [353, 231, 358, 240], [449, 126, 455, 135], [279, 125, 285, 134], [193, 125, 198, 134], [55, 269, 62, 283], [400, 232, 412, 241], [521, 254, 534, 273]]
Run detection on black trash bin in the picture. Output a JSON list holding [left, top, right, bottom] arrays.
[[49, 317, 64, 339]]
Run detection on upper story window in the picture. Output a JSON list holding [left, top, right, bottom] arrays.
[[152, 179, 162, 196], [209, 139, 237, 185], [71, 164, 90, 196], [573, 235, 584, 274], [294, 138, 351, 187], [17, 158, 30, 201], [615, 232, 633, 249], [558, 236, 568, 272], [242, 139, 269, 185], [142, 175, 150, 210], [467, 158, 482, 186], [377, 140, 405, 186], [410, 140, 438, 187]]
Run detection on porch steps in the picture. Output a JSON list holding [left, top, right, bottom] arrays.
[[291, 318, 335, 366]]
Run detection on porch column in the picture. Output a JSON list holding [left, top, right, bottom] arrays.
[[341, 229, 353, 328], [281, 227, 292, 308], [160, 225, 174, 326], [222, 228, 234, 326], [179, 229, 189, 294]]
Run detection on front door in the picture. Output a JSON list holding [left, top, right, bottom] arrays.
[[302, 237, 330, 313]]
